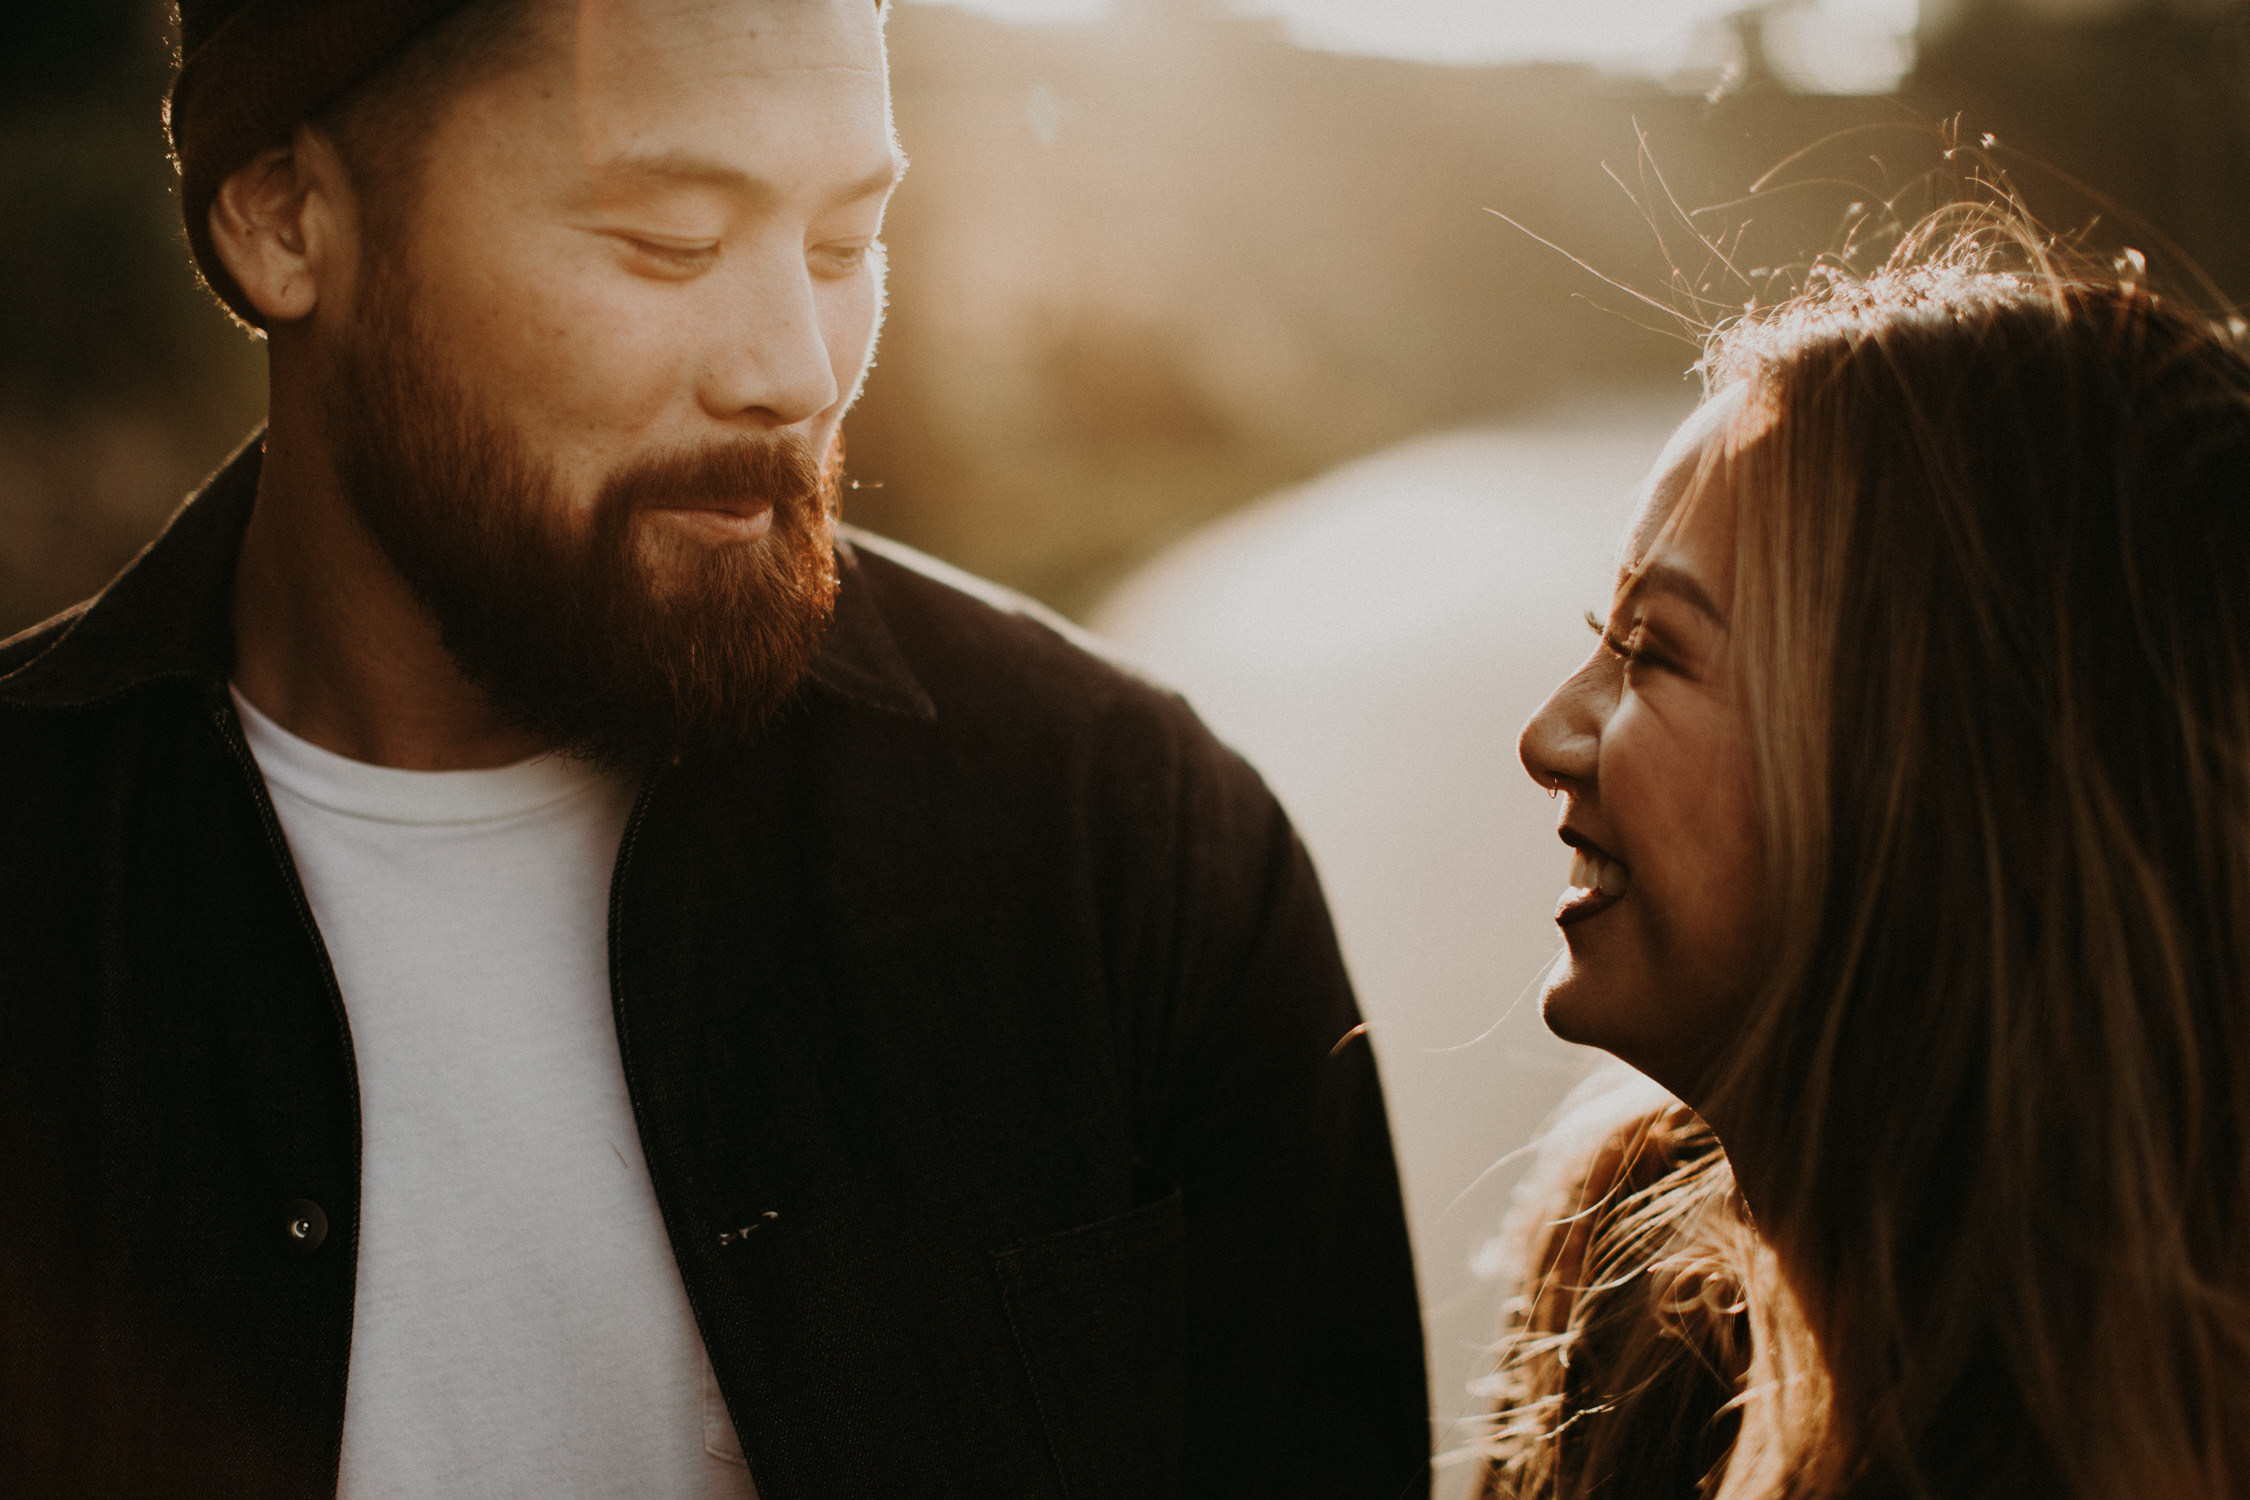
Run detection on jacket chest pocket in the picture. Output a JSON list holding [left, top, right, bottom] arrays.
[[992, 1188, 1185, 1500]]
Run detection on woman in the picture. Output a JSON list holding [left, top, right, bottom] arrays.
[[1481, 217, 2250, 1499]]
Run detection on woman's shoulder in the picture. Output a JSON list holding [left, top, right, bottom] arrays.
[[1470, 1066, 1747, 1500]]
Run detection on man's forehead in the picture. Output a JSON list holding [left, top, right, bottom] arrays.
[[551, 0, 887, 79], [466, 0, 897, 200]]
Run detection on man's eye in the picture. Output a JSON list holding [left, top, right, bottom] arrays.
[[616, 236, 720, 276], [813, 241, 876, 277]]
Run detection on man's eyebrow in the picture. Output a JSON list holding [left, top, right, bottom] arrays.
[[590, 150, 906, 206], [1618, 559, 1728, 628]]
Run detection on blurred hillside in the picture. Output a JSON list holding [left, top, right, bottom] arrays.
[[850, 0, 2250, 609], [0, 0, 2247, 630]]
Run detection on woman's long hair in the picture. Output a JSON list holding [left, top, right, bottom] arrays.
[[1723, 217, 2250, 1497], [1483, 215, 2250, 1499]]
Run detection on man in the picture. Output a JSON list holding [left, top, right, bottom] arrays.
[[0, 0, 1427, 1494]]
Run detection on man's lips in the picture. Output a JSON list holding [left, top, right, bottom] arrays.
[[1555, 834, 1632, 928], [646, 500, 774, 540]]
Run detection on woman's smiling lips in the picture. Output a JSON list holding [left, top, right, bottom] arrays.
[[1556, 836, 1633, 927]]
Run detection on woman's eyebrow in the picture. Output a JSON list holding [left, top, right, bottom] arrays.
[[1618, 559, 1728, 628]]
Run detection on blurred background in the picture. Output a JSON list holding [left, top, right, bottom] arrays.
[[6, 0, 2248, 1479]]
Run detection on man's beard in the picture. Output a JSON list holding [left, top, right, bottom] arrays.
[[321, 269, 841, 774]]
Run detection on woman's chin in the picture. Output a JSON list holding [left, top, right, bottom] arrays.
[[1537, 959, 1620, 1050], [1539, 961, 1684, 1091]]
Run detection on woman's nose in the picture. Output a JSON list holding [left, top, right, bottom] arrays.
[[1520, 659, 1606, 795]]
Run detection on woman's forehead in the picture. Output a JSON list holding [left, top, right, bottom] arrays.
[[1618, 384, 1748, 574]]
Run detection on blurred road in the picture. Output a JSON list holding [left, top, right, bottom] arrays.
[[1090, 386, 1695, 1481]]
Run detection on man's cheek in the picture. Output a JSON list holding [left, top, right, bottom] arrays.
[[826, 282, 883, 386], [525, 330, 684, 442]]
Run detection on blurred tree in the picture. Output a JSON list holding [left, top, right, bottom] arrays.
[[0, 0, 2245, 635], [1912, 0, 2250, 300], [0, 0, 264, 634], [0, 0, 151, 104]]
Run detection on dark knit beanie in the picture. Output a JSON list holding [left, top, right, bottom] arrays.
[[168, 0, 885, 327], [167, 0, 472, 324]]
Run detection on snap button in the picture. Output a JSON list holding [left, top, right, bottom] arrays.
[[716, 1210, 780, 1247], [282, 1198, 328, 1254]]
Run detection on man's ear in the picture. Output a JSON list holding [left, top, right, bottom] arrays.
[[207, 124, 360, 327]]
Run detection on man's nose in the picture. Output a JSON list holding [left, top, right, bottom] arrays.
[[1519, 659, 1607, 795], [700, 251, 841, 428]]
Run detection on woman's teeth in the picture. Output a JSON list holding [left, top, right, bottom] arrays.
[[1569, 848, 1631, 899]]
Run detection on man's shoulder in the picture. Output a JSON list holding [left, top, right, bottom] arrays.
[[839, 527, 1186, 732], [0, 602, 93, 683], [832, 529, 1285, 832]]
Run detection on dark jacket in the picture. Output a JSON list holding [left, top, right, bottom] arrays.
[[0, 439, 1429, 1500]]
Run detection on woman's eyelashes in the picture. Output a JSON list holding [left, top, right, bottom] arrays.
[[1586, 608, 1674, 675]]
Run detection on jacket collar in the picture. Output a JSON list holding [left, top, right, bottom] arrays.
[[0, 432, 937, 723]]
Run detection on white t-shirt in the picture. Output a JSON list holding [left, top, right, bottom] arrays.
[[234, 689, 758, 1500]]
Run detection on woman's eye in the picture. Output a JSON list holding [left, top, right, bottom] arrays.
[[1587, 609, 1633, 658], [1588, 609, 1668, 673]]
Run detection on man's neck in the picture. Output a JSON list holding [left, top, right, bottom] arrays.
[[230, 419, 549, 772]]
